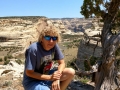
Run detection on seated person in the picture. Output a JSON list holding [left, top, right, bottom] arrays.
[[22, 22, 75, 90]]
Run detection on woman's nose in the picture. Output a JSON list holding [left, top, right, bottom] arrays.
[[50, 38, 54, 42]]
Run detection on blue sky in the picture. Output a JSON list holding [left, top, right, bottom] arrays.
[[0, 0, 84, 18]]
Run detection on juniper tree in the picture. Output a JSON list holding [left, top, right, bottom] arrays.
[[80, 0, 120, 90]]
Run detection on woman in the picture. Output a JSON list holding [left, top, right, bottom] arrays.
[[22, 23, 75, 90]]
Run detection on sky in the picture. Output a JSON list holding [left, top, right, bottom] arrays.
[[0, 0, 84, 18]]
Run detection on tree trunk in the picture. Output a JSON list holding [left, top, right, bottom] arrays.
[[95, 0, 120, 90]]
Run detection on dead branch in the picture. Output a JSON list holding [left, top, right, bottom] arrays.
[[73, 61, 98, 76], [72, 62, 80, 71], [93, 40, 99, 56]]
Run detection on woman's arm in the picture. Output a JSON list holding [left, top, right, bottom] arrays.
[[57, 59, 65, 73], [26, 70, 51, 80], [26, 69, 61, 81]]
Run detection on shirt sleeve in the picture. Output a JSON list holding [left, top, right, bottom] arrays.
[[54, 44, 64, 60], [25, 47, 37, 70]]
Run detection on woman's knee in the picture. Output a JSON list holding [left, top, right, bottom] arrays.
[[64, 68, 75, 76], [68, 68, 75, 75]]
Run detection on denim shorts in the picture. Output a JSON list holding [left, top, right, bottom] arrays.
[[23, 69, 57, 90], [23, 81, 51, 90]]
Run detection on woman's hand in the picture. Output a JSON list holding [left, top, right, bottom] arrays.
[[50, 71, 61, 81], [51, 80, 60, 90]]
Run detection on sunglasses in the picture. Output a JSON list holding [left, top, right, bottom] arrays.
[[44, 36, 58, 41]]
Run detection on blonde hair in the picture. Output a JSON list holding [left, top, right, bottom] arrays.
[[35, 19, 61, 43]]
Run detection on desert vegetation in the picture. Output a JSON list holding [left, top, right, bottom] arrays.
[[0, 45, 24, 65]]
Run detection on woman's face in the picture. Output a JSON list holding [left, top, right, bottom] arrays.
[[41, 35, 58, 51]]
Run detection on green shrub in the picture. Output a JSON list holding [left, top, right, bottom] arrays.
[[15, 59, 22, 65], [116, 47, 120, 56], [84, 56, 98, 71], [0, 58, 2, 62], [79, 76, 90, 83], [4, 56, 7, 61], [4, 60, 10, 65], [7, 54, 13, 59], [3, 81, 12, 86], [67, 58, 76, 69]]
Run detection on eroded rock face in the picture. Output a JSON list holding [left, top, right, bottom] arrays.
[[0, 18, 65, 57], [0, 18, 38, 48]]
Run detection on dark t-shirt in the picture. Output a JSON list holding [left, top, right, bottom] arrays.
[[22, 42, 64, 86]]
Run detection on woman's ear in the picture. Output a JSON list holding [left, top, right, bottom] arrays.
[[41, 36, 44, 42]]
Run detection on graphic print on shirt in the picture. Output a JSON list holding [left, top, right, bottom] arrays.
[[40, 52, 55, 74]]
